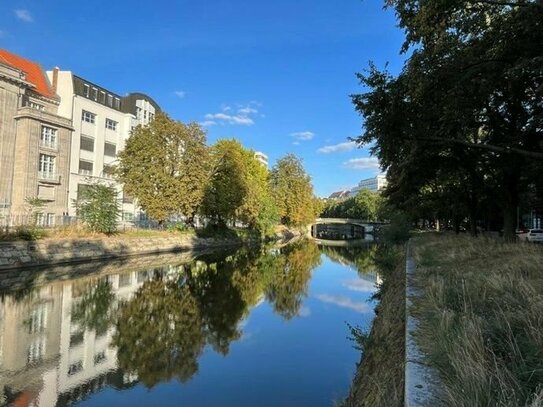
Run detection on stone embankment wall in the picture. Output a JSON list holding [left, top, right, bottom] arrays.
[[0, 235, 246, 271]]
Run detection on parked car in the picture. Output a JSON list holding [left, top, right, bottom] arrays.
[[518, 229, 543, 243]]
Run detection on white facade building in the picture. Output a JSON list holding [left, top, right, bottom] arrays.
[[47, 69, 159, 221], [254, 151, 269, 168], [350, 175, 388, 195]]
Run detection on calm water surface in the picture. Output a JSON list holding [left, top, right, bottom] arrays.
[[0, 240, 379, 407]]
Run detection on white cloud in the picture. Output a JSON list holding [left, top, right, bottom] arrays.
[[200, 120, 216, 127], [343, 279, 377, 293], [343, 157, 380, 170], [204, 102, 260, 126], [291, 131, 314, 141], [15, 9, 33, 22], [316, 294, 371, 313], [292, 141, 300, 146], [318, 141, 357, 154], [174, 90, 186, 98]]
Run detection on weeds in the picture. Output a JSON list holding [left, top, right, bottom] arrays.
[[413, 234, 543, 406]]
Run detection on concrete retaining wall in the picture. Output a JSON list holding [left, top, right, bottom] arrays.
[[0, 235, 247, 271]]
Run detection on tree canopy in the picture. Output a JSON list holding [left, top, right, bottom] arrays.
[[353, 0, 543, 239], [116, 113, 210, 224]]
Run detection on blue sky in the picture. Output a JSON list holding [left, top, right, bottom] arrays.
[[0, 0, 406, 197]]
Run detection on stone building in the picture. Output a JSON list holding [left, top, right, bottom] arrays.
[[0, 49, 73, 225]]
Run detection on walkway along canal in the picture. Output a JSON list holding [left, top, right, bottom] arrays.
[[0, 239, 380, 407]]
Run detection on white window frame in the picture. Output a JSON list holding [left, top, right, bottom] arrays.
[[83, 84, 90, 98], [105, 119, 117, 131], [40, 126, 57, 149], [82, 110, 96, 124], [38, 154, 56, 179]]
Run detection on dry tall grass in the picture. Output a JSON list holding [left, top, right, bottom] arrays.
[[413, 234, 543, 406]]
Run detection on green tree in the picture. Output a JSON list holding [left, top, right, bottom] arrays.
[[352, 1, 543, 240], [116, 113, 210, 224], [71, 280, 115, 334], [113, 280, 206, 387], [73, 182, 119, 234], [270, 154, 318, 226]]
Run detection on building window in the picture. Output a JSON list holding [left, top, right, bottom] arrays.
[[80, 135, 94, 152], [91, 87, 98, 101], [100, 91, 106, 103], [107, 94, 113, 107], [28, 304, 48, 334], [83, 84, 90, 98], [40, 126, 57, 149], [114, 97, 120, 110], [82, 110, 96, 124], [122, 192, 134, 204], [29, 101, 44, 111], [68, 360, 83, 376], [102, 165, 115, 178], [38, 154, 56, 179], [94, 352, 106, 365], [122, 212, 134, 221], [136, 107, 142, 120], [78, 160, 93, 176], [105, 119, 117, 131], [27, 337, 47, 365], [104, 142, 116, 156]]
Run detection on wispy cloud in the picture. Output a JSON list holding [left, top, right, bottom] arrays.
[[14, 9, 33, 22], [174, 90, 186, 99], [343, 279, 377, 293], [343, 157, 380, 170], [204, 102, 260, 126], [291, 131, 314, 141], [318, 141, 357, 154], [316, 294, 371, 313], [199, 120, 216, 127]]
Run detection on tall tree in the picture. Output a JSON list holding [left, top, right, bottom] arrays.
[[353, 1, 543, 239], [116, 113, 210, 224], [270, 154, 318, 226]]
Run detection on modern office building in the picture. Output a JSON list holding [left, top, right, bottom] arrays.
[[0, 49, 73, 225], [254, 151, 269, 168], [47, 68, 160, 220], [349, 175, 388, 195]]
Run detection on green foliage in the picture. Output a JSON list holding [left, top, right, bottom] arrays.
[[117, 113, 210, 224], [322, 189, 384, 221], [71, 280, 115, 333], [12, 225, 48, 241], [270, 154, 319, 226], [73, 183, 120, 234], [166, 222, 188, 232], [353, 1, 543, 240], [203, 139, 280, 236]]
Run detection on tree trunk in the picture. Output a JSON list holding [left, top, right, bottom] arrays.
[[502, 169, 520, 242]]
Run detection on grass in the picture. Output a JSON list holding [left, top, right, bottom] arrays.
[[412, 234, 543, 406], [345, 245, 405, 407]]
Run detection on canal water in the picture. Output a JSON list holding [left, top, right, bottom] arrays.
[[0, 240, 379, 407]]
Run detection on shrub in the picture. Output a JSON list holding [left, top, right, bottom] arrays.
[[73, 183, 120, 234]]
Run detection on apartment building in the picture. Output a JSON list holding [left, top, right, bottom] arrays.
[[254, 151, 269, 168], [0, 49, 73, 225], [349, 175, 388, 195], [48, 69, 160, 220]]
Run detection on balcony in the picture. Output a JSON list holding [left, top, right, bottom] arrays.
[[38, 171, 61, 184], [78, 169, 93, 176]]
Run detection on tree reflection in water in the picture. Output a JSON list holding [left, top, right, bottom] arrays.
[[112, 239, 322, 388]]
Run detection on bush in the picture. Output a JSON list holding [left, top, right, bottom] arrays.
[[166, 222, 188, 232], [14, 225, 48, 241], [73, 183, 120, 235]]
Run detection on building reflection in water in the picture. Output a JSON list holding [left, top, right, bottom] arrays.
[[0, 265, 184, 406]]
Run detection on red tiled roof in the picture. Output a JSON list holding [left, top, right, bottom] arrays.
[[0, 49, 56, 98]]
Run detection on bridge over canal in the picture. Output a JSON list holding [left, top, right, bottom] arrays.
[[309, 218, 386, 240]]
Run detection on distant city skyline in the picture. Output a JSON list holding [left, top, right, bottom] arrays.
[[0, 0, 406, 196]]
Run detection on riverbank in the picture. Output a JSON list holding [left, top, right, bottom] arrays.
[[411, 234, 543, 406], [0, 233, 253, 271], [345, 233, 543, 406], [345, 245, 406, 407]]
